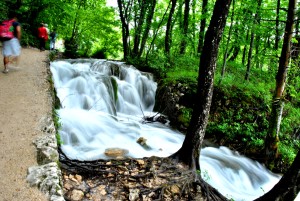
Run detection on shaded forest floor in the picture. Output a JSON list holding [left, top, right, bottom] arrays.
[[59, 148, 227, 201]]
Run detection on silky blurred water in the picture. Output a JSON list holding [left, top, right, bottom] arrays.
[[50, 59, 296, 201]]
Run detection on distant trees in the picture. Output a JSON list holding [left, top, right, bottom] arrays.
[[117, 0, 157, 60]]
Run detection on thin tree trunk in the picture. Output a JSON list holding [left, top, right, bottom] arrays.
[[221, 0, 235, 78], [242, 29, 249, 65], [132, 0, 147, 58], [146, 1, 171, 61], [244, 0, 262, 81], [228, 44, 240, 61], [264, 0, 296, 168], [165, 0, 177, 56], [245, 30, 254, 80], [117, 0, 131, 60], [197, 0, 208, 54], [138, 0, 156, 58], [179, 0, 190, 54], [275, 0, 281, 50]]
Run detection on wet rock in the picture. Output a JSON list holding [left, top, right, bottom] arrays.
[[104, 148, 129, 158]]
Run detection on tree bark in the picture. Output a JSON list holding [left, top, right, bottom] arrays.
[[244, 0, 262, 81], [132, 0, 147, 58], [138, 0, 156, 58], [264, 0, 296, 168], [221, 0, 235, 78], [117, 0, 132, 60], [165, 0, 177, 56], [242, 29, 249, 65], [179, 0, 190, 54], [197, 0, 208, 54], [255, 150, 300, 201], [275, 0, 281, 50], [170, 0, 232, 171]]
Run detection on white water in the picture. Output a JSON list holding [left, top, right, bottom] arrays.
[[50, 59, 297, 201]]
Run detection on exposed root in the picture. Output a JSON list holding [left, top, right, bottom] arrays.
[[59, 148, 228, 201]]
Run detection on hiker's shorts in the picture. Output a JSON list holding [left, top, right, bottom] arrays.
[[2, 38, 21, 57]]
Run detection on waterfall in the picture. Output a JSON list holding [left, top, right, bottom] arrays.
[[50, 59, 298, 201]]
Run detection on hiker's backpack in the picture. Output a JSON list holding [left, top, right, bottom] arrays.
[[0, 19, 15, 41]]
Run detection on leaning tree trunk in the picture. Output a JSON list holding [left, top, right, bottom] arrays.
[[264, 0, 296, 169], [255, 150, 300, 201], [170, 0, 232, 172]]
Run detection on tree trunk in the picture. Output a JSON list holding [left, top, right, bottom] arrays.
[[264, 0, 296, 168], [146, 1, 171, 61], [132, 0, 147, 58], [179, 0, 190, 54], [228, 44, 240, 61], [170, 0, 232, 171], [242, 29, 249, 65], [275, 0, 281, 50], [244, 0, 262, 81], [118, 0, 130, 60], [165, 0, 177, 56], [197, 0, 208, 54], [245, 30, 254, 80], [138, 0, 156, 58], [221, 0, 235, 78], [255, 150, 300, 201]]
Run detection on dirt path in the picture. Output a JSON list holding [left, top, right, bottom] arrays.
[[0, 47, 50, 201]]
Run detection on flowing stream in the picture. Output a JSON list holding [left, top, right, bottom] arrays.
[[50, 59, 298, 201]]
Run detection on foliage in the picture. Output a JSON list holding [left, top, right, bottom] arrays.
[[111, 77, 118, 103], [53, 109, 63, 146], [64, 37, 79, 58], [178, 108, 192, 128]]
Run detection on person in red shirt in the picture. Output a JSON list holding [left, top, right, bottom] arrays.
[[37, 23, 48, 51]]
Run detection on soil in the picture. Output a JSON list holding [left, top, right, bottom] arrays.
[[0, 47, 50, 201]]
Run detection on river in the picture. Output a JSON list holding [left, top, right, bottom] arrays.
[[50, 59, 299, 201]]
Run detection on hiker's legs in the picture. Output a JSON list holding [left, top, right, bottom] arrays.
[[3, 56, 9, 70], [2, 38, 21, 71], [2, 40, 10, 71]]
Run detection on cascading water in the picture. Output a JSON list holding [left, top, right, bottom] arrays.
[[50, 59, 298, 201]]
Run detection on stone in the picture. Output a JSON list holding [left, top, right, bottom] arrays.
[[70, 189, 84, 201], [34, 134, 59, 165], [136, 159, 145, 165], [104, 148, 129, 158], [27, 162, 64, 200], [129, 189, 140, 201]]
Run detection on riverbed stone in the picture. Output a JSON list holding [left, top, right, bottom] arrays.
[[104, 147, 129, 158]]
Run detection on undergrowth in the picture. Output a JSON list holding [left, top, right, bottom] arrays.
[[145, 54, 299, 172]]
